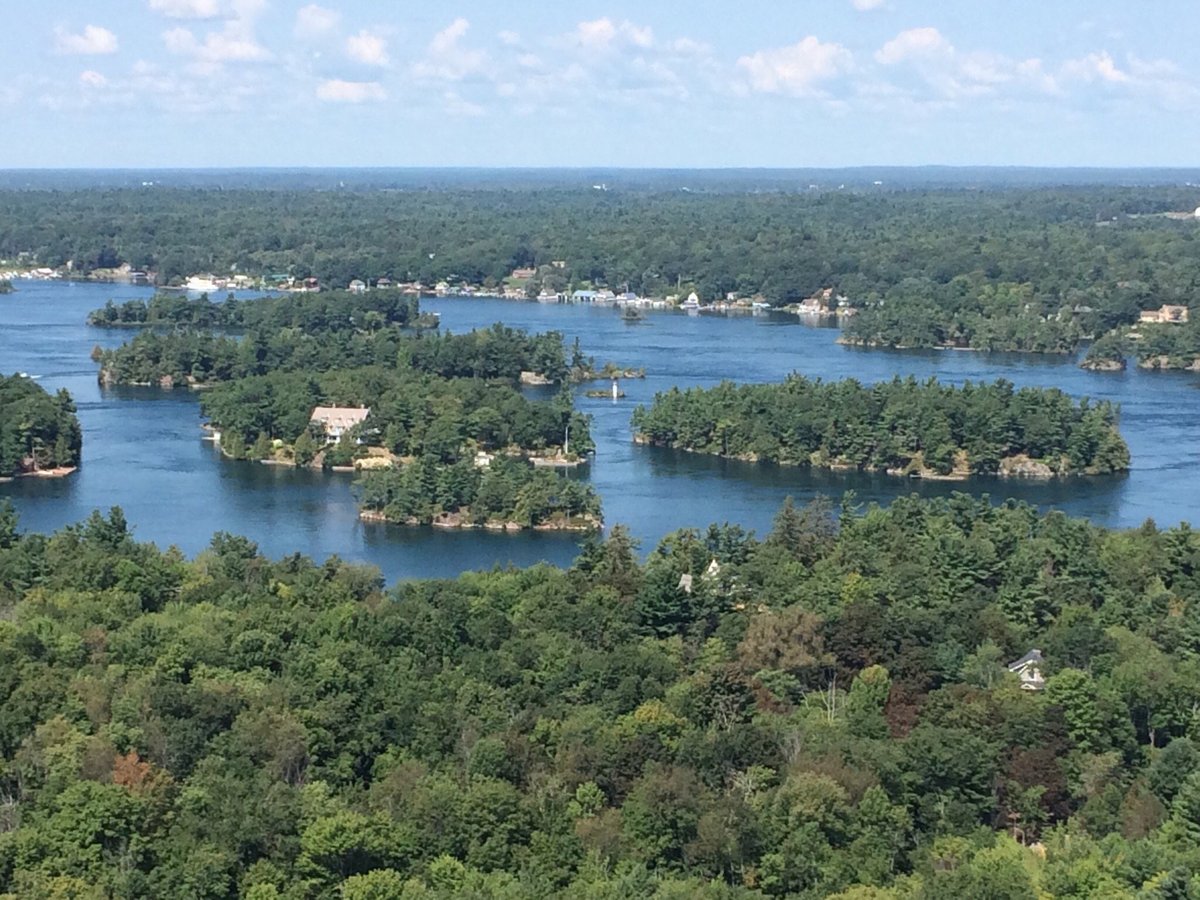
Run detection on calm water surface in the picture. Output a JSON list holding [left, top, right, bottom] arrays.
[[2, 281, 1198, 580]]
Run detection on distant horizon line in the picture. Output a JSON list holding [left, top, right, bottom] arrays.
[[2, 164, 1199, 173]]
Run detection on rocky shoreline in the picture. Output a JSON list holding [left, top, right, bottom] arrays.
[[359, 508, 601, 532], [0, 466, 78, 484], [634, 436, 1113, 480]]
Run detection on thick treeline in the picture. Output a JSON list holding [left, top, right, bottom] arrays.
[[632, 376, 1130, 476], [840, 277, 1087, 353], [0, 375, 82, 476], [87, 289, 426, 332], [8, 184, 1200, 356], [95, 322, 571, 388], [1, 495, 1199, 897], [357, 455, 600, 529], [199, 367, 593, 461]]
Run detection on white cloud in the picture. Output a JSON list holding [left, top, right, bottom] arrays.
[[164, 25, 271, 62], [414, 18, 487, 82], [431, 18, 470, 55], [1055, 51, 1196, 106], [852, 0, 886, 9], [148, 0, 221, 18], [55, 25, 119, 56], [346, 30, 389, 67], [671, 37, 711, 56], [738, 36, 853, 96], [875, 27, 951, 65], [498, 30, 520, 46], [162, 1, 270, 66], [79, 70, 108, 88], [316, 79, 386, 103], [295, 4, 340, 39], [1061, 51, 1130, 84], [573, 18, 654, 50]]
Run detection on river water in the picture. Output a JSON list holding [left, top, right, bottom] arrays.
[[2, 280, 1199, 580]]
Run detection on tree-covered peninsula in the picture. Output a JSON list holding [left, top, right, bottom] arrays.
[[0, 374, 82, 478], [632, 376, 1130, 478], [1, 494, 1199, 897]]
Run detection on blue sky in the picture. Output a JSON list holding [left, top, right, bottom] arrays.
[[4, 0, 1199, 168]]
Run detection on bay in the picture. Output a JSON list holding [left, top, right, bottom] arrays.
[[2, 280, 1198, 580]]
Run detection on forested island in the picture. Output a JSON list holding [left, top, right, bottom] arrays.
[[0, 494, 1198, 897], [87, 289, 434, 332], [357, 455, 601, 531], [0, 374, 82, 479], [4, 182, 1199, 358], [632, 377, 1130, 478], [88, 290, 597, 530]]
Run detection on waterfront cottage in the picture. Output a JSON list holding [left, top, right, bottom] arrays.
[[309, 406, 370, 442], [1138, 304, 1190, 324]]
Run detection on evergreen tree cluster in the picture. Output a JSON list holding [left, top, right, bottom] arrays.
[[200, 368, 592, 462], [0, 375, 82, 476], [88, 290, 425, 333], [94, 321, 570, 389], [632, 376, 1130, 476], [356, 455, 601, 529]]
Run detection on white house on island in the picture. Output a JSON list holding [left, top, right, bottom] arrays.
[[309, 406, 370, 442]]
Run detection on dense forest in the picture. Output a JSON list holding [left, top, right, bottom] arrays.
[[1, 494, 1200, 897], [94, 321, 571, 389], [839, 278, 1087, 354], [632, 377, 1130, 478], [0, 375, 82, 477], [4, 185, 1199, 355]]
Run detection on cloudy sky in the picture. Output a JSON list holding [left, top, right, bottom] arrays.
[[5, 0, 1198, 168]]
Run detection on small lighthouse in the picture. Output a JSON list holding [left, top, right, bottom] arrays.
[[611, 378, 619, 400]]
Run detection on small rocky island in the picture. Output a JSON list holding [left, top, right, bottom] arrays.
[[0, 374, 82, 480], [632, 375, 1130, 479]]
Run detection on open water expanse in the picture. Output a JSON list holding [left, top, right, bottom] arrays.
[[3, 280, 1200, 580]]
